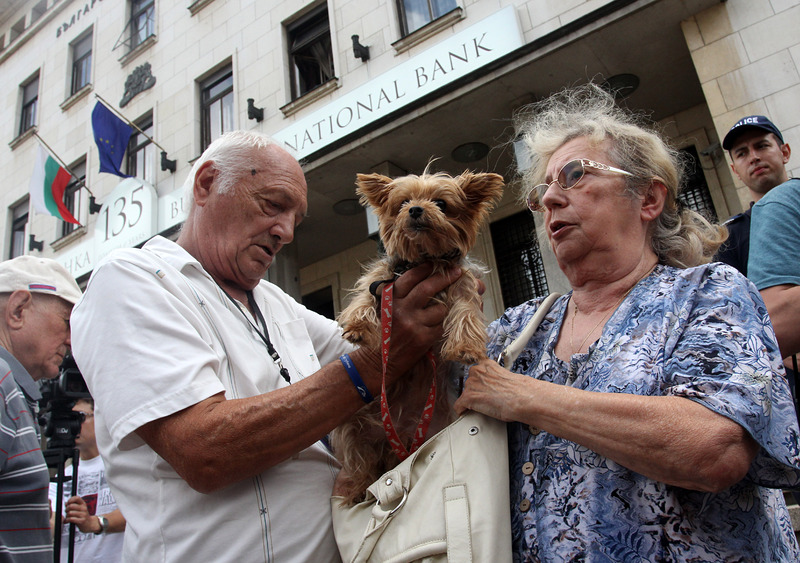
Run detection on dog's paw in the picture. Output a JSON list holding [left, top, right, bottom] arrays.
[[440, 341, 487, 364], [341, 318, 381, 348]]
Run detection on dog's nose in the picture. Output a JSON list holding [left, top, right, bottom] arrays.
[[408, 206, 424, 219]]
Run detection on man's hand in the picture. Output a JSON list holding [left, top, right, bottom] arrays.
[[63, 496, 101, 534], [378, 263, 462, 383]]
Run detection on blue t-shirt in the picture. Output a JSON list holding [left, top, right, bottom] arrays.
[[486, 263, 800, 562], [749, 178, 800, 290]]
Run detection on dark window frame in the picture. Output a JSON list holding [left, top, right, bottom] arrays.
[[396, 0, 458, 36], [19, 75, 39, 137], [678, 146, 719, 223], [60, 160, 85, 239], [71, 31, 93, 95], [9, 199, 28, 259], [490, 211, 549, 308], [130, 0, 155, 50], [200, 67, 234, 150], [287, 5, 334, 100], [126, 114, 156, 184]]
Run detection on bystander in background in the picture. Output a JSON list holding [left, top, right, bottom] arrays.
[[49, 397, 125, 562]]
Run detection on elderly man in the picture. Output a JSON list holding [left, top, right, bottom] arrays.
[[0, 256, 82, 562], [71, 131, 458, 562]]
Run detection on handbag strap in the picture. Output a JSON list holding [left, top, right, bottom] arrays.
[[498, 292, 562, 367]]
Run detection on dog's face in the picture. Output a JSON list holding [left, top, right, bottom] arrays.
[[355, 171, 504, 263]]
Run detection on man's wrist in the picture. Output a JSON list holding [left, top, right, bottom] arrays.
[[347, 348, 381, 387], [94, 515, 109, 535]]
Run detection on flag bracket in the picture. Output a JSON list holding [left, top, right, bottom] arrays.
[[89, 196, 103, 214], [161, 151, 177, 173], [247, 98, 264, 122], [29, 234, 44, 252]]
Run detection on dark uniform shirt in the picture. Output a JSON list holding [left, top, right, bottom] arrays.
[[715, 205, 752, 276]]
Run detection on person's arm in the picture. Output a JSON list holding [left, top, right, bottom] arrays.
[[454, 364, 757, 492], [63, 496, 126, 534], [759, 284, 800, 359], [748, 186, 800, 358], [134, 263, 460, 493]]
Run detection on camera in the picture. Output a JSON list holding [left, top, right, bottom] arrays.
[[38, 353, 91, 455]]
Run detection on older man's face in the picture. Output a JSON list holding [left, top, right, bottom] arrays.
[[13, 294, 73, 381], [197, 146, 308, 291]]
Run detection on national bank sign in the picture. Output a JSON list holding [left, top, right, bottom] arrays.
[[273, 7, 523, 160]]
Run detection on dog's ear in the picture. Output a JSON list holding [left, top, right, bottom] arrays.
[[458, 172, 505, 207], [355, 173, 394, 209]]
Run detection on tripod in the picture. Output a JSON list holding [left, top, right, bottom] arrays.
[[46, 446, 80, 563]]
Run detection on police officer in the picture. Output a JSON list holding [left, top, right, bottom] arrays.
[[715, 115, 791, 275]]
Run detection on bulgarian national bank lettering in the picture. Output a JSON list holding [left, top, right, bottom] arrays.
[[273, 7, 523, 160]]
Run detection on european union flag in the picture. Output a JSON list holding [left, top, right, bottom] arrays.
[[92, 101, 132, 177]]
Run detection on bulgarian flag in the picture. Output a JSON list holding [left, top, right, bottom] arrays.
[[29, 145, 80, 224]]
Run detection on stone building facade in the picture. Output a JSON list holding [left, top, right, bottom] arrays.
[[1, 0, 798, 324]]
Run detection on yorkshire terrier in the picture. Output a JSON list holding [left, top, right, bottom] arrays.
[[332, 169, 504, 504]]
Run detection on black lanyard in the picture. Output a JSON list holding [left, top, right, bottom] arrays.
[[218, 285, 291, 384]]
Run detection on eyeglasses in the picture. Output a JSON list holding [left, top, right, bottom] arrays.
[[527, 158, 634, 212], [76, 411, 94, 423]]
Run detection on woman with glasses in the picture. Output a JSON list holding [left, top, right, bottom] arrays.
[[454, 84, 800, 561]]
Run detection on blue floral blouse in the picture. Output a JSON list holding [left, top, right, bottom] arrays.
[[485, 263, 800, 562]]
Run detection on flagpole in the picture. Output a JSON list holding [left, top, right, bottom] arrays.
[[94, 93, 168, 153], [32, 132, 95, 196]]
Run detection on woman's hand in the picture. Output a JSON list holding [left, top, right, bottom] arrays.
[[454, 360, 531, 420], [456, 360, 758, 492]]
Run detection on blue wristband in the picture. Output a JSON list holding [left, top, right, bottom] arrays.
[[339, 354, 374, 403]]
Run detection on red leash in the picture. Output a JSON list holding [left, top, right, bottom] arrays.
[[380, 282, 437, 461]]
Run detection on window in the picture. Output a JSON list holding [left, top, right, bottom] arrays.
[[71, 32, 92, 95], [9, 199, 28, 259], [19, 74, 39, 136], [9, 16, 25, 43], [200, 67, 234, 150], [288, 6, 334, 100], [302, 286, 335, 320], [126, 115, 156, 184], [131, 0, 155, 49], [61, 160, 85, 238], [31, 0, 47, 25], [397, 0, 457, 35], [490, 211, 549, 308], [679, 146, 719, 223]]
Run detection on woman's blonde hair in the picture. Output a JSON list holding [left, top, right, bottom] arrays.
[[515, 83, 725, 268]]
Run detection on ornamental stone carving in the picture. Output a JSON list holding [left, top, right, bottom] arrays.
[[120, 63, 157, 107]]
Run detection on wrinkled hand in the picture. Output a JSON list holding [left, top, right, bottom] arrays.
[[64, 496, 100, 534], [454, 359, 528, 421], [381, 263, 462, 382]]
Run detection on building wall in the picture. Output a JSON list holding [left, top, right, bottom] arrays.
[[2, 0, 785, 307], [683, 0, 800, 211]]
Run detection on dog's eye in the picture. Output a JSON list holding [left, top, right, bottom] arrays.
[[434, 199, 447, 212]]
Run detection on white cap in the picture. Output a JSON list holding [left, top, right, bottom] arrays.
[[0, 256, 82, 305]]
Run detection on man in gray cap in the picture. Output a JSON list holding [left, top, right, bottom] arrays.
[[715, 115, 791, 276], [0, 255, 81, 562]]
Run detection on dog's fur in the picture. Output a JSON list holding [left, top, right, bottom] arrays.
[[332, 169, 504, 504]]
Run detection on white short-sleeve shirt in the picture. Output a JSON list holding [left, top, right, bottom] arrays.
[[71, 236, 352, 562]]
